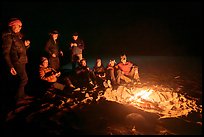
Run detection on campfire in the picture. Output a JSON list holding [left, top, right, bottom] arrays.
[[103, 84, 202, 119]]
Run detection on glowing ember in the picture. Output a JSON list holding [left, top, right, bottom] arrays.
[[129, 89, 153, 102], [103, 85, 202, 119]]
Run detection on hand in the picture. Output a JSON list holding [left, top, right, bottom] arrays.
[[73, 43, 77, 46], [71, 43, 77, 47], [24, 40, 30, 47], [52, 53, 56, 57], [10, 67, 17, 75], [60, 51, 63, 56], [55, 72, 61, 77]]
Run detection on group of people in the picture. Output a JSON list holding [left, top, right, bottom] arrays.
[[38, 54, 141, 95], [44, 30, 84, 71], [1, 18, 141, 106]]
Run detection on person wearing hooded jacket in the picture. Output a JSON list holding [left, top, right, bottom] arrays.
[[2, 18, 31, 102]]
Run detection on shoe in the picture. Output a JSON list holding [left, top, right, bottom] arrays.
[[89, 81, 94, 86], [103, 81, 109, 88], [73, 87, 81, 91], [82, 87, 87, 91], [24, 95, 34, 100], [70, 84, 76, 89], [107, 80, 112, 88], [66, 98, 74, 103], [93, 84, 98, 90]]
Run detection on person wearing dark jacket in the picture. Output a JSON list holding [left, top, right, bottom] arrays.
[[93, 58, 111, 89], [2, 18, 31, 102], [45, 30, 63, 71], [75, 58, 97, 90], [70, 32, 84, 70], [106, 58, 118, 89]]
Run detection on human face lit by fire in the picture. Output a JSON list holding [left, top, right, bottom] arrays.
[[96, 59, 102, 67], [52, 34, 58, 41], [73, 35, 78, 40], [11, 24, 22, 33], [81, 60, 86, 67], [109, 60, 115, 67], [42, 59, 49, 68], [121, 57, 127, 64]]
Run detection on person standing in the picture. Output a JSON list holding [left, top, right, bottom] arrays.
[[45, 30, 63, 71], [70, 32, 84, 70], [2, 18, 31, 102]]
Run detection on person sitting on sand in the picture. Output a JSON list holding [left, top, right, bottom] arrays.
[[93, 58, 111, 90], [39, 57, 77, 91], [75, 58, 98, 90], [116, 54, 141, 85]]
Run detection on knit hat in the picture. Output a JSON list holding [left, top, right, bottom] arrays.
[[8, 18, 22, 27], [41, 57, 48, 63]]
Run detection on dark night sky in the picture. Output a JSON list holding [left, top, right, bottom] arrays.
[[1, 1, 203, 57]]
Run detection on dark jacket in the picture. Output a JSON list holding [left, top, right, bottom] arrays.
[[70, 38, 84, 55], [2, 30, 28, 68], [45, 38, 60, 57], [93, 66, 106, 77]]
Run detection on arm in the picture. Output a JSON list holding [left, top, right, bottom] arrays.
[[77, 39, 84, 50], [2, 33, 17, 75], [24, 39, 30, 49], [127, 62, 133, 68], [76, 66, 89, 74], [39, 68, 58, 82], [45, 40, 53, 56], [2, 34, 14, 69]]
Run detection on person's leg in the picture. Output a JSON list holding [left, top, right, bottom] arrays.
[[78, 54, 83, 61], [71, 55, 77, 70], [117, 70, 131, 84], [49, 57, 60, 71], [63, 76, 75, 88], [76, 54, 82, 68], [109, 69, 117, 85], [131, 67, 140, 81], [116, 69, 122, 84], [128, 67, 141, 84], [14, 64, 28, 100]]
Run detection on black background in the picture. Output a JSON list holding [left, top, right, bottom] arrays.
[[1, 1, 202, 57]]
